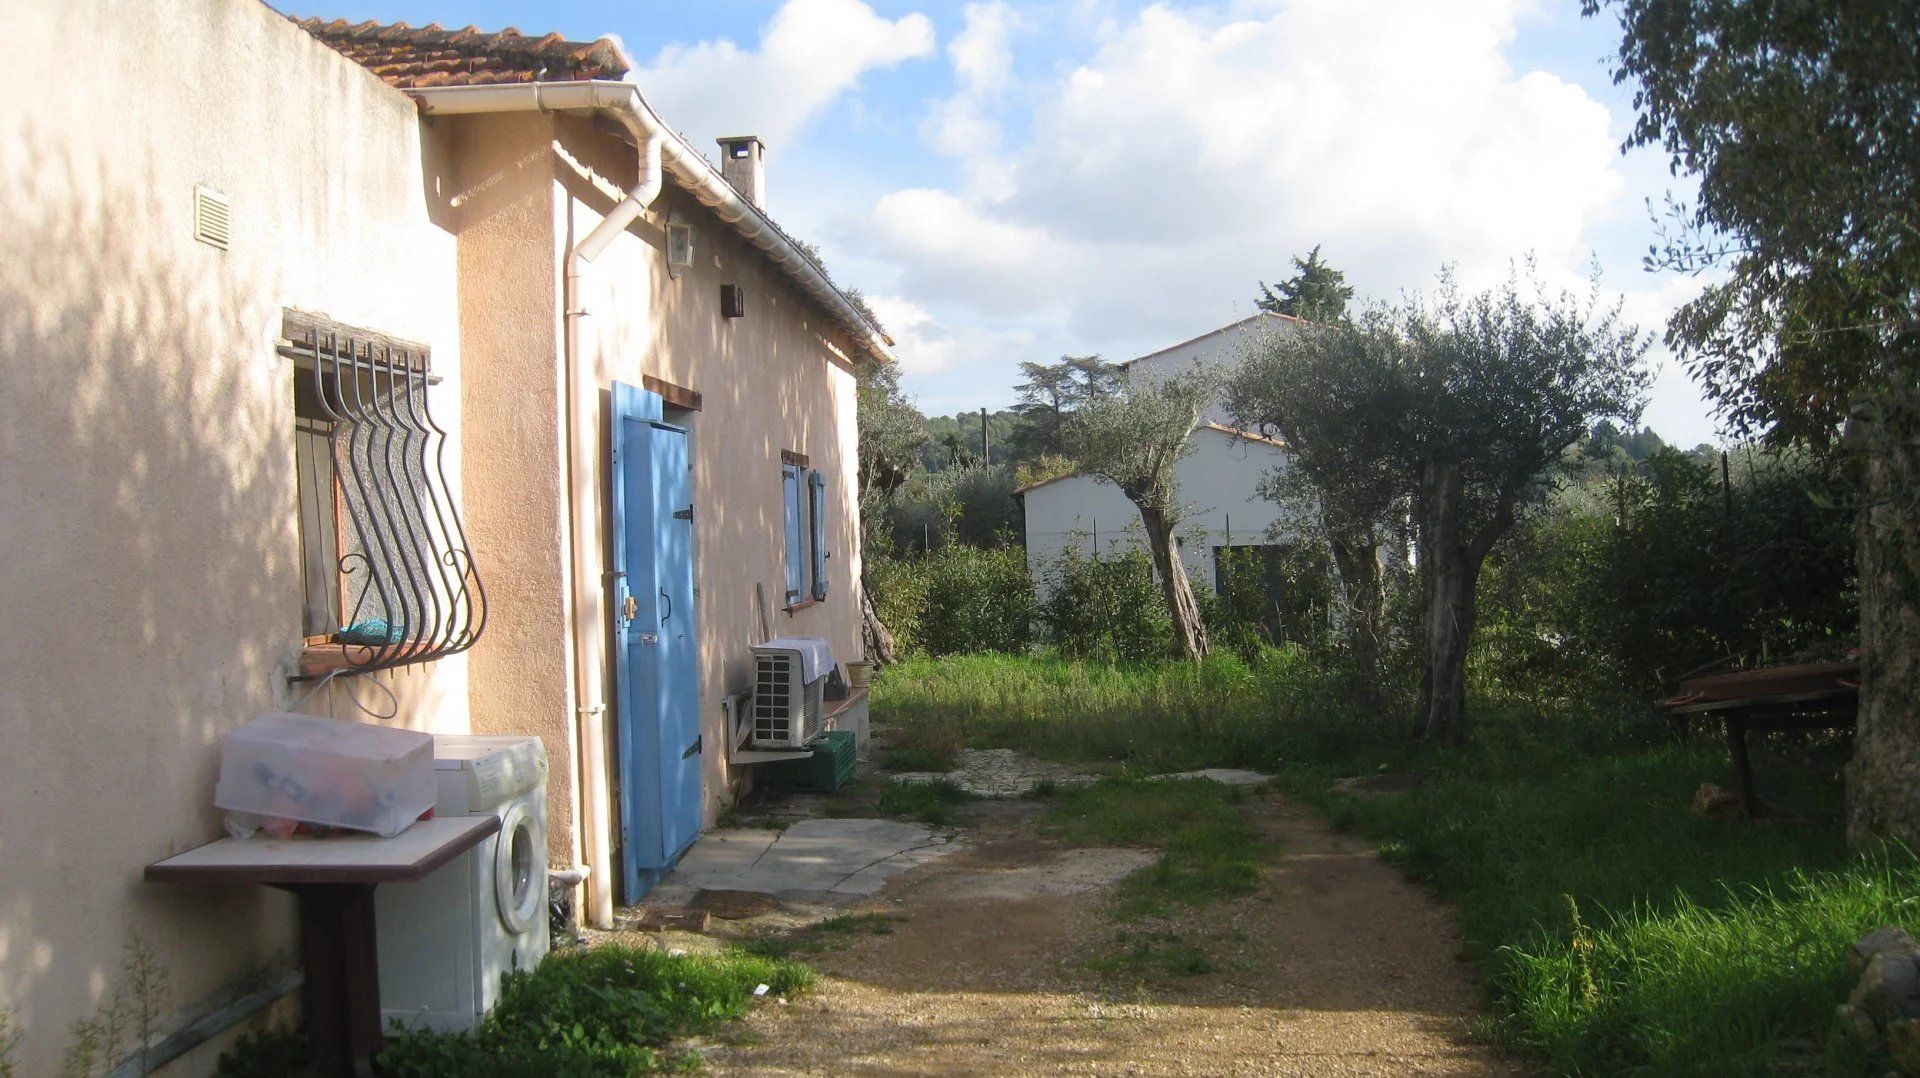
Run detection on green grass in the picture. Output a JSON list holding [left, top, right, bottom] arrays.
[[736, 914, 903, 961], [874, 650, 1901, 1074], [875, 649, 1370, 773], [1039, 775, 1266, 987], [1042, 776, 1264, 916], [1083, 927, 1218, 981], [222, 946, 814, 1076], [877, 778, 972, 825]]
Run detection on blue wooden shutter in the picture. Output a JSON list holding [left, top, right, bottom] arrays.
[[808, 469, 828, 600], [782, 463, 804, 604]]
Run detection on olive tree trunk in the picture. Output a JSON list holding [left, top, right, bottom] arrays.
[[1136, 501, 1210, 660], [861, 572, 897, 667], [1329, 531, 1387, 682], [1846, 382, 1920, 847], [1412, 459, 1511, 743]]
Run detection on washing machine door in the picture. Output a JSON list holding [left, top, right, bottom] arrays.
[[494, 803, 543, 935]]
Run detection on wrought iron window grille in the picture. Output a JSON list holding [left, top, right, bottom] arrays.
[[281, 312, 485, 679]]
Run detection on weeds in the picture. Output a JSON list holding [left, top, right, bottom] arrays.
[[875, 648, 1385, 774], [64, 934, 168, 1077], [220, 946, 812, 1077], [880, 651, 1878, 1074], [877, 779, 971, 826], [1044, 777, 1264, 918], [737, 914, 903, 961], [0, 1004, 17, 1078], [882, 732, 962, 774], [1083, 928, 1217, 981]]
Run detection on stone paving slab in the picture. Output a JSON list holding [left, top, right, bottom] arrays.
[[891, 748, 1098, 798], [1152, 768, 1274, 787], [644, 817, 957, 906]]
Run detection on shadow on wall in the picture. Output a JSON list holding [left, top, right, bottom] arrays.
[[0, 114, 444, 1065]]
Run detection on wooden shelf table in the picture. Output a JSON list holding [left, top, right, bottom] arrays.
[[1660, 661, 1859, 817], [146, 815, 499, 1076]]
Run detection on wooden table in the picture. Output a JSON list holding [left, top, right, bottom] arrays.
[[1661, 661, 1859, 817], [146, 815, 498, 1076]]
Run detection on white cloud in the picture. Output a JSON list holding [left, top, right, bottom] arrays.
[[864, 293, 1039, 378], [867, 188, 1062, 313], [949, 1, 1021, 97], [634, 0, 936, 152], [856, 0, 1683, 424], [920, 2, 1026, 199]]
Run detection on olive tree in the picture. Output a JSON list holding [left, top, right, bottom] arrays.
[[1230, 269, 1648, 740], [1586, 0, 1920, 847], [1404, 273, 1649, 741], [1227, 316, 1409, 682], [1063, 372, 1214, 660]]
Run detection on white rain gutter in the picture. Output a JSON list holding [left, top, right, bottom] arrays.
[[407, 79, 889, 932]]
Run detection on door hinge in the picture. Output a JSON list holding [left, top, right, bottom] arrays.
[[682, 735, 702, 759], [673, 505, 693, 522]]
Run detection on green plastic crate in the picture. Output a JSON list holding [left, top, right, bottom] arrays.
[[767, 730, 858, 793]]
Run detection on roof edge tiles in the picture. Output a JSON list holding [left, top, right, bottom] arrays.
[[292, 18, 630, 87]]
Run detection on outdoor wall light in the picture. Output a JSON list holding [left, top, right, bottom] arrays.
[[666, 212, 694, 279]]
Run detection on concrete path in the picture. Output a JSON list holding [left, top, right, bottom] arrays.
[[1152, 768, 1273, 786], [645, 818, 959, 905]]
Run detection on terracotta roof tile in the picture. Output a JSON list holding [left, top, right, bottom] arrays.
[[293, 16, 630, 88]]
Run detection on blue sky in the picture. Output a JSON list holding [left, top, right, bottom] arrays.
[[295, 0, 1720, 445]]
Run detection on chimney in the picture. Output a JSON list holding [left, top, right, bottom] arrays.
[[716, 136, 767, 211]]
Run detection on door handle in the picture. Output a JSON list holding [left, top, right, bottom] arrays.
[[660, 588, 672, 623], [621, 594, 638, 621], [682, 735, 702, 759]]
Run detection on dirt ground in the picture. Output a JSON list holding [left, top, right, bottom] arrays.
[[708, 793, 1529, 1076]]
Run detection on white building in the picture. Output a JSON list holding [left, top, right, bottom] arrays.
[[1018, 312, 1308, 597], [1019, 423, 1297, 594]]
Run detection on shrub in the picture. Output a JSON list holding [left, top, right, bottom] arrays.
[[872, 545, 1033, 657], [1040, 550, 1171, 663], [867, 549, 929, 654], [919, 545, 1034, 655]]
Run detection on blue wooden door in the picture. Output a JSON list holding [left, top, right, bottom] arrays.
[[610, 383, 702, 901]]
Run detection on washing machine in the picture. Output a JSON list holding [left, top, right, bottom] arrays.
[[376, 735, 551, 1033]]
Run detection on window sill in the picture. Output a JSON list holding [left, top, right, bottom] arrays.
[[783, 598, 820, 614], [824, 685, 868, 719], [298, 640, 438, 678]]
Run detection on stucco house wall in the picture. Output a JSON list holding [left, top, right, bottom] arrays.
[[452, 111, 866, 876], [0, 0, 471, 1071], [1022, 427, 1299, 596]]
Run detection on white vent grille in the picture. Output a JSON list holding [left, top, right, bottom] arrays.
[[193, 185, 230, 250], [749, 647, 825, 749]]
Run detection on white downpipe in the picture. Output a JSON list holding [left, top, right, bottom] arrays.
[[563, 130, 661, 931]]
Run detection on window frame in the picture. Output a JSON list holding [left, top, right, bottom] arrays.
[[282, 311, 485, 679], [779, 449, 830, 610]]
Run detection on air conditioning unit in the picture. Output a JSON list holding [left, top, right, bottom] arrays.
[[749, 638, 833, 749]]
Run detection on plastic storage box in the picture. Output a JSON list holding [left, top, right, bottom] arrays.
[[766, 730, 858, 793], [215, 713, 434, 837]]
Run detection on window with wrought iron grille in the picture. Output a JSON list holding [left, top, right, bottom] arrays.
[[284, 312, 485, 677]]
